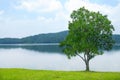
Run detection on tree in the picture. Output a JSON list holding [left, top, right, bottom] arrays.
[[60, 7, 114, 71]]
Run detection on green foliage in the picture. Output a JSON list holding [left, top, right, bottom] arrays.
[[60, 7, 114, 71], [0, 68, 120, 80]]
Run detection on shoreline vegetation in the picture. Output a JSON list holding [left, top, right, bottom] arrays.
[[0, 68, 120, 80], [0, 31, 120, 44]]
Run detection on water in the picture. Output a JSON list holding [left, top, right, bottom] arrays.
[[0, 44, 120, 72]]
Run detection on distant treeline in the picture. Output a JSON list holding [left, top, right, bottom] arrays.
[[0, 31, 119, 44], [0, 31, 68, 44]]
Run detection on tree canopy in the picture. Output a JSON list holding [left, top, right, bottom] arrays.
[[60, 7, 114, 71]]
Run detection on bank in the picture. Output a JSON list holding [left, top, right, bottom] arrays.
[[0, 68, 120, 80]]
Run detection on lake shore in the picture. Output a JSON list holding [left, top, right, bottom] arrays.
[[0, 68, 120, 80]]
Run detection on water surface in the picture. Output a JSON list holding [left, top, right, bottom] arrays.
[[0, 44, 120, 72]]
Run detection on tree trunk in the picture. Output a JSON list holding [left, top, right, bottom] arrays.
[[85, 51, 90, 71], [76, 51, 90, 71], [85, 60, 89, 71]]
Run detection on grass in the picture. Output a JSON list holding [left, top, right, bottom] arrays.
[[0, 68, 120, 80]]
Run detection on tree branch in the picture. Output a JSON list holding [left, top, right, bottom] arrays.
[[75, 52, 85, 61], [84, 53, 87, 62]]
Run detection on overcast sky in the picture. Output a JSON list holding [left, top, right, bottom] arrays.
[[0, 0, 120, 38]]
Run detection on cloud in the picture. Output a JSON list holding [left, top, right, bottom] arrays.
[[15, 0, 63, 12], [65, 0, 113, 14], [0, 0, 120, 38], [0, 10, 4, 15], [109, 3, 120, 34], [0, 11, 68, 38]]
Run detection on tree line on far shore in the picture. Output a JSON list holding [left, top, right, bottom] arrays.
[[0, 31, 119, 44]]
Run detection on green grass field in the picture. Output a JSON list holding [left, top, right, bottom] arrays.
[[0, 68, 120, 80]]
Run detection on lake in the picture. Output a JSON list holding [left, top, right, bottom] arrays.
[[0, 44, 120, 72]]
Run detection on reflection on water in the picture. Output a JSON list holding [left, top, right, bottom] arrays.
[[0, 44, 63, 53], [0, 44, 120, 72]]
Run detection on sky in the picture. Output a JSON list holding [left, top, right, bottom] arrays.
[[0, 0, 120, 38]]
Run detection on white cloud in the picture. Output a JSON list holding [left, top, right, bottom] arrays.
[[0, 11, 68, 38], [0, 10, 4, 15], [15, 0, 63, 12], [65, 0, 113, 14], [0, 0, 120, 38], [109, 3, 120, 34], [65, 0, 87, 13]]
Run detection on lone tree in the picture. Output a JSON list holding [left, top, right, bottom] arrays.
[[60, 7, 114, 71]]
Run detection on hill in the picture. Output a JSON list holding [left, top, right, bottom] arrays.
[[0, 31, 68, 44], [0, 31, 119, 44], [21, 31, 68, 43]]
